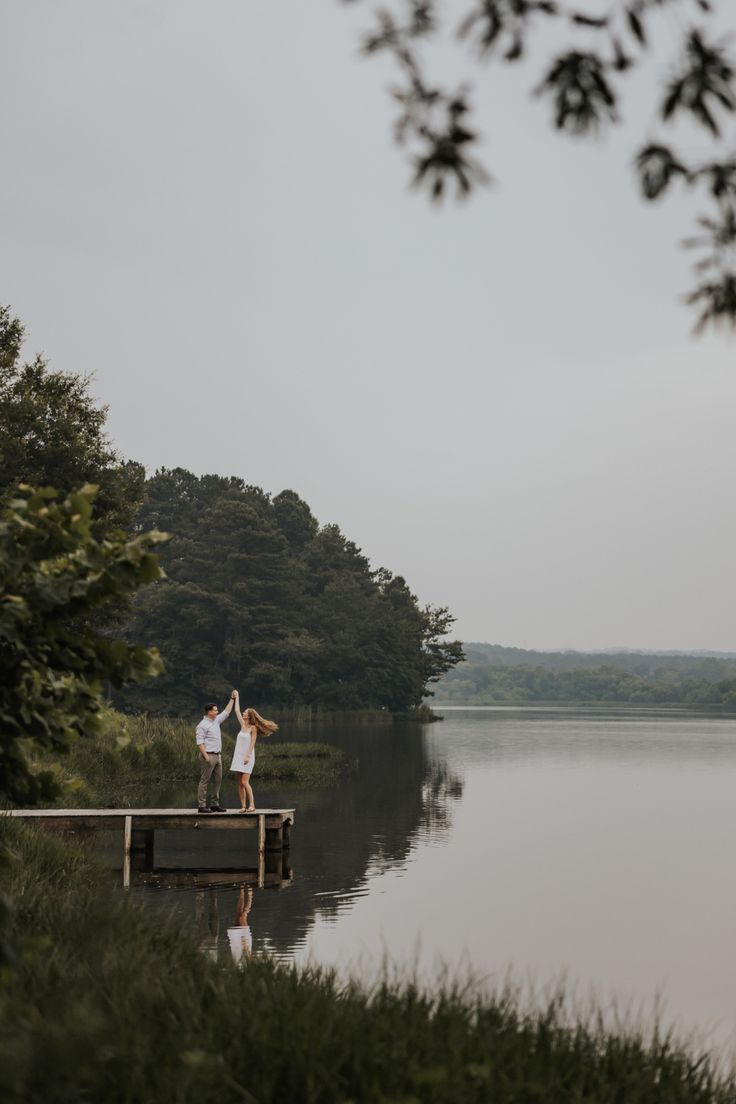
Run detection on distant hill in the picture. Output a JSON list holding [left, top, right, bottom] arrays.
[[462, 642, 736, 673], [431, 643, 736, 706]]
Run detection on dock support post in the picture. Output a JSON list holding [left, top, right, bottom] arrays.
[[282, 818, 291, 852], [123, 815, 132, 888], [258, 815, 266, 888]]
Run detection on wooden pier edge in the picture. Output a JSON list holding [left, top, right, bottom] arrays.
[[4, 807, 295, 888]]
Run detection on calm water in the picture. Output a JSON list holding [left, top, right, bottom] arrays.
[[124, 707, 736, 1052]]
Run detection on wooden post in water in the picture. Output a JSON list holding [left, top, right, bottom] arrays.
[[123, 815, 132, 889], [258, 814, 266, 888]]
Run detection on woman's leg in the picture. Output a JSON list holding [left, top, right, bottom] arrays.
[[244, 772, 255, 811], [237, 773, 247, 811]]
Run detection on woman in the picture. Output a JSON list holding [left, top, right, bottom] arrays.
[[229, 691, 278, 812]]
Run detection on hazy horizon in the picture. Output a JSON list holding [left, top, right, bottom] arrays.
[[3, 2, 735, 653]]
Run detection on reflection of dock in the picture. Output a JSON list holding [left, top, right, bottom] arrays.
[[6, 807, 294, 887], [132, 863, 293, 889]]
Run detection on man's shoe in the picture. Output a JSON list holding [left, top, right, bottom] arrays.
[[197, 806, 213, 814], [209, 804, 228, 813]]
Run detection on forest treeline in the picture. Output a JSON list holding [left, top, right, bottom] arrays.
[[0, 306, 463, 722], [435, 644, 736, 706], [121, 468, 462, 714]]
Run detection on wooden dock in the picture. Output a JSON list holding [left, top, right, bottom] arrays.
[[5, 807, 295, 887]]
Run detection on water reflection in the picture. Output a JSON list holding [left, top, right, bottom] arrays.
[[132, 860, 292, 890], [419, 761, 465, 836], [228, 886, 253, 964], [435, 705, 736, 767], [128, 723, 463, 960], [118, 709, 736, 1053], [195, 886, 219, 961]]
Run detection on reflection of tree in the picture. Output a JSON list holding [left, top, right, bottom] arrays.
[[418, 761, 464, 837], [246, 724, 465, 954]]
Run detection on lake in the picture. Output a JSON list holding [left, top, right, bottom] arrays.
[[128, 706, 736, 1055]]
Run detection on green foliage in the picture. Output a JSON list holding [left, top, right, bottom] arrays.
[[0, 486, 166, 805], [44, 708, 344, 805], [348, 0, 736, 330], [434, 643, 736, 705], [2, 819, 734, 1104], [0, 305, 145, 533], [121, 468, 463, 714]]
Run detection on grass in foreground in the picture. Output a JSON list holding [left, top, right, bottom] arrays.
[[41, 709, 343, 807], [1, 820, 734, 1104]]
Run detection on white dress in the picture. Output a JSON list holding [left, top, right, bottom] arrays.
[[230, 728, 255, 774], [228, 925, 253, 964]]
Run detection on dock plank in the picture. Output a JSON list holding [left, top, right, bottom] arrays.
[[5, 808, 294, 817]]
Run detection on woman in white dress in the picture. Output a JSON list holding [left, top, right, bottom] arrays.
[[230, 692, 278, 812]]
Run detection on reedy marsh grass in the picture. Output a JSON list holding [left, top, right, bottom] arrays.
[[1, 819, 735, 1104], [41, 708, 343, 807]]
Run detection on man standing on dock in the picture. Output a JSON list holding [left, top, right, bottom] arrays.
[[196, 694, 236, 812]]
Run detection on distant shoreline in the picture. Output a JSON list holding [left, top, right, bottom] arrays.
[[431, 700, 736, 712]]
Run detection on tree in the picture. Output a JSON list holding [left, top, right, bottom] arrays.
[[273, 490, 319, 550], [345, 0, 736, 331], [0, 485, 166, 805], [0, 306, 144, 532], [127, 469, 301, 710], [122, 468, 464, 713]]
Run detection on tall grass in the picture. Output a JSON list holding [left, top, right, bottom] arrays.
[[44, 709, 343, 807], [1, 819, 734, 1104]]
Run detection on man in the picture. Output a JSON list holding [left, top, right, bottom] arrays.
[[196, 692, 236, 812]]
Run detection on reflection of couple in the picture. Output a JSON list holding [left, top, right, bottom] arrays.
[[196, 884, 254, 964], [228, 885, 253, 964], [196, 690, 278, 813]]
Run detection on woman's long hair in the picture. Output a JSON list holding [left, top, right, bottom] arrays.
[[244, 707, 278, 736]]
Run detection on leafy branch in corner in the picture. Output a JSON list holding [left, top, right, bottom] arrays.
[[342, 0, 736, 331]]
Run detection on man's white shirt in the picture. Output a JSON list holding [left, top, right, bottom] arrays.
[[195, 713, 227, 753]]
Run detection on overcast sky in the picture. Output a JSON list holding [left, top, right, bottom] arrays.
[[2, 1, 735, 651]]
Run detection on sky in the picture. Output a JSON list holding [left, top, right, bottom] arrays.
[[2, 1, 735, 652]]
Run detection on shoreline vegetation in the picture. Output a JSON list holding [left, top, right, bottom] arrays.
[[35, 709, 345, 808], [434, 644, 736, 708], [432, 699, 736, 712], [2, 818, 734, 1104]]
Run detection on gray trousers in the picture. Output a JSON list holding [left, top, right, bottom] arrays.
[[198, 752, 222, 808]]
